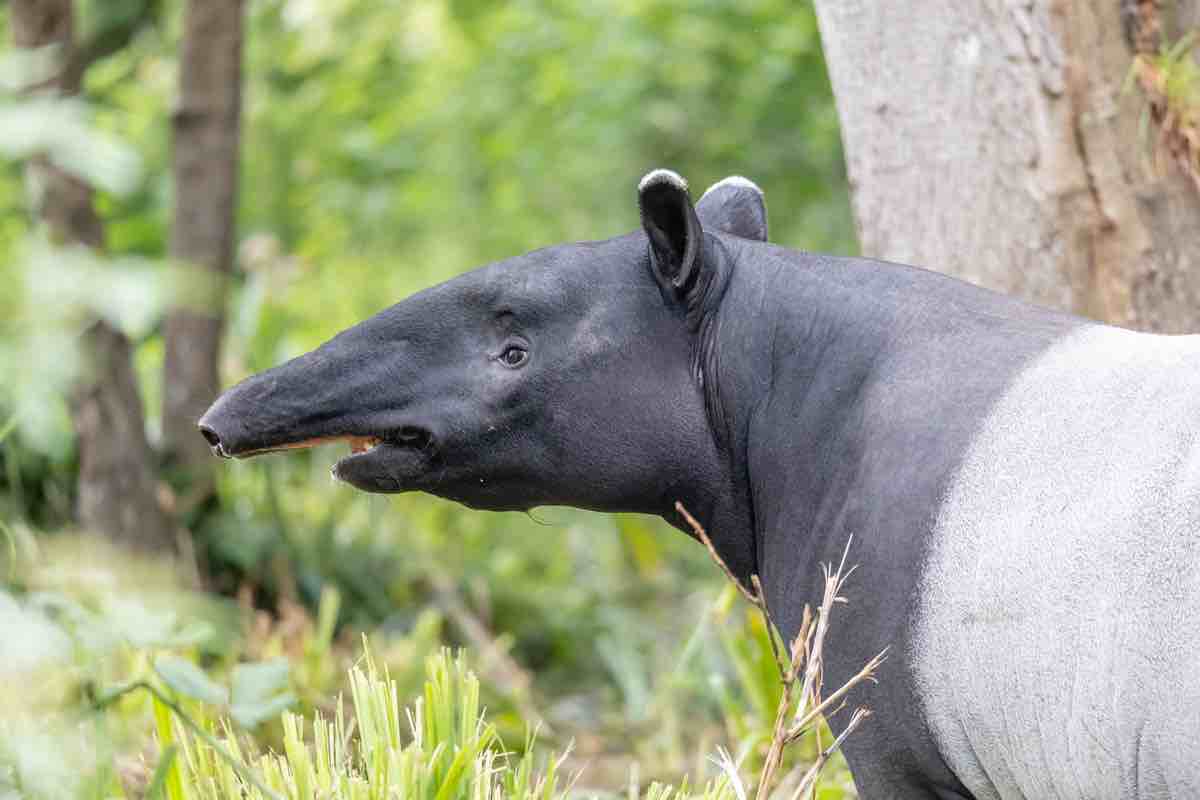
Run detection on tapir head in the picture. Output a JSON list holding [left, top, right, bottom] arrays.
[[198, 171, 766, 514]]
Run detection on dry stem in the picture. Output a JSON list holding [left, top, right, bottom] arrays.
[[790, 708, 873, 800], [675, 501, 787, 681], [675, 501, 758, 605]]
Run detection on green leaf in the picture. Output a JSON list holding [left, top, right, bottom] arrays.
[[155, 656, 229, 706], [144, 745, 177, 800], [1167, 31, 1198, 65], [433, 745, 473, 800], [151, 693, 184, 800], [231, 657, 290, 705], [231, 658, 295, 728], [0, 413, 17, 443], [617, 514, 664, 576], [231, 691, 298, 729]]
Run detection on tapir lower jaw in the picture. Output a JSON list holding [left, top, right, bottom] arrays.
[[331, 439, 437, 493]]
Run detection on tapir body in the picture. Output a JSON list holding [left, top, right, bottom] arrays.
[[200, 171, 1200, 799]]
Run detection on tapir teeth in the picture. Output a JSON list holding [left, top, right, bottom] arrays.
[[349, 436, 380, 454]]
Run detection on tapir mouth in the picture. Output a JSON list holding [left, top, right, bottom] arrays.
[[330, 427, 434, 482], [198, 422, 433, 462], [196, 337, 438, 492]]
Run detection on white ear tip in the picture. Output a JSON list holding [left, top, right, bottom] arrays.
[[699, 175, 763, 201], [638, 168, 689, 193]]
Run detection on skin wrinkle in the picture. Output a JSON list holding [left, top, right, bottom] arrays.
[[904, 517, 985, 800], [696, 293, 728, 454], [748, 314, 782, 586], [738, 259, 793, 589], [936, 518, 1008, 800], [1027, 693, 1058, 800], [1065, 651, 1086, 798], [1131, 721, 1143, 798]]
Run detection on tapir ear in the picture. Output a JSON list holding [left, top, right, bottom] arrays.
[[638, 169, 703, 292], [696, 176, 768, 241]]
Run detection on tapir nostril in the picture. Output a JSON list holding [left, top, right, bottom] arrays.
[[199, 424, 221, 448], [198, 422, 232, 458]]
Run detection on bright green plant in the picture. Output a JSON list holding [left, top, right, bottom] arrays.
[[157, 646, 767, 800], [1127, 30, 1200, 190], [164, 648, 573, 800]]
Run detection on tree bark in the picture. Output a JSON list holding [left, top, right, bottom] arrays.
[[11, 0, 176, 551], [161, 0, 243, 509], [813, 0, 1200, 333]]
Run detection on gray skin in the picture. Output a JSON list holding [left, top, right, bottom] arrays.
[[199, 171, 1192, 798]]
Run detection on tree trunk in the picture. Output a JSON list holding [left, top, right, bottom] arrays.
[[162, 0, 244, 510], [11, 0, 176, 551], [813, 0, 1200, 333]]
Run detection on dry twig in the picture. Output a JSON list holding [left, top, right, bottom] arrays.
[[675, 501, 758, 605], [791, 708, 873, 800], [675, 501, 788, 681]]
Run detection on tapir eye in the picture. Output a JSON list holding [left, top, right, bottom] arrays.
[[500, 344, 529, 368]]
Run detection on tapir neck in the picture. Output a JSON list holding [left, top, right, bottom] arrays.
[[687, 239, 887, 602], [701, 241, 1080, 642]]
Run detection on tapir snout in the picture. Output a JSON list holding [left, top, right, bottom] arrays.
[[197, 315, 438, 493]]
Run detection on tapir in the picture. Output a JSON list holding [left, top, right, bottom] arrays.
[[199, 169, 1200, 799]]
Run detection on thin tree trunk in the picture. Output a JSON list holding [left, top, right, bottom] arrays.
[[813, 0, 1200, 333], [162, 0, 243, 510], [11, 0, 175, 551]]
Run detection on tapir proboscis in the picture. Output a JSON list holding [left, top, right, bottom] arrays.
[[199, 170, 1200, 799]]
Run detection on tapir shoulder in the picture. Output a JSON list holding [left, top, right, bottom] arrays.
[[914, 325, 1200, 799]]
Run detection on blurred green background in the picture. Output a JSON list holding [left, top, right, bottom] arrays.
[[0, 0, 857, 796]]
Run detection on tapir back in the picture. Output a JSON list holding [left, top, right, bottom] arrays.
[[914, 325, 1200, 799]]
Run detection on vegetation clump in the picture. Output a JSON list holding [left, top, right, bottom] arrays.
[[171, 648, 572, 800], [140, 506, 883, 800], [1126, 2, 1200, 192]]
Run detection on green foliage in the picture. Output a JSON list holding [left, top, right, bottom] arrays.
[[1126, 29, 1200, 189], [0, 520, 858, 798], [172, 649, 576, 800], [1, 0, 852, 628], [233, 0, 850, 370], [154, 654, 297, 728], [1152, 32, 1200, 112], [229, 659, 297, 728], [0, 538, 229, 798], [0, 1, 858, 796]]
